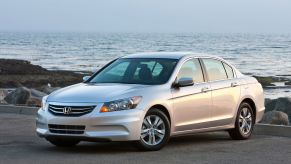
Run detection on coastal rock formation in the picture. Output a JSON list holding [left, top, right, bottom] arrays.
[[253, 76, 291, 87], [261, 110, 289, 125], [4, 87, 31, 105], [27, 89, 48, 106], [0, 59, 87, 88], [0, 90, 8, 104], [3, 87, 47, 106], [0, 59, 49, 75], [253, 76, 276, 87], [265, 97, 291, 123], [38, 86, 61, 94], [0, 90, 8, 101]]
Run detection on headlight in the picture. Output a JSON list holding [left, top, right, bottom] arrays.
[[100, 96, 142, 113], [41, 95, 48, 110]]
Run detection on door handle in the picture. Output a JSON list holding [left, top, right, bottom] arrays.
[[231, 82, 239, 87], [201, 87, 210, 93]]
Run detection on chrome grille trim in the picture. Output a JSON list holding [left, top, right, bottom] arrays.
[[48, 124, 85, 134], [48, 104, 96, 116]]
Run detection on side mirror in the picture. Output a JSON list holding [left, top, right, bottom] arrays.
[[83, 76, 91, 82], [174, 77, 194, 88]]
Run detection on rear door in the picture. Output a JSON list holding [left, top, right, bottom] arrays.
[[201, 58, 241, 127]]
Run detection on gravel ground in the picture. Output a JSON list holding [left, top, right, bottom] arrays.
[[1, 113, 291, 164]]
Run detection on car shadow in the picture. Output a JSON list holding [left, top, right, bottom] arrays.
[[38, 132, 236, 154]]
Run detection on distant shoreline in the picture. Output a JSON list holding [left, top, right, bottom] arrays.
[[0, 58, 290, 104], [0, 59, 90, 88], [0, 58, 290, 88]]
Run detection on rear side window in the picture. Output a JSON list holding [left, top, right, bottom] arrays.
[[202, 59, 227, 81], [223, 62, 234, 79], [177, 59, 204, 83]]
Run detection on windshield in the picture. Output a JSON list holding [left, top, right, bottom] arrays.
[[88, 58, 178, 85]]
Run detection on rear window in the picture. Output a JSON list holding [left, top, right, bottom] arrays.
[[223, 62, 234, 79]]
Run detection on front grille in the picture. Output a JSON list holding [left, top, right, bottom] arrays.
[[48, 124, 85, 134], [48, 104, 95, 116]]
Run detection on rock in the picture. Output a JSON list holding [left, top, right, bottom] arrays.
[[4, 87, 31, 105], [3, 87, 47, 106], [0, 59, 84, 88], [261, 110, 289, 125], [0, 99, 7, 104], [253, 76, 276, 87], [253, 76, 291, 87], [265, 97, 291, 122], [273, 97, 291, 111], [0, 89, 8, 101], [0, 59, 49, 75], [27, 89, 48, 107], [38, 86, 61, 94], [30, 89, 47, 98], [264, 98, 272, 106], [0, 90, 8, 104], [265, 99, 277, 112], [27, 97, 42, 107]]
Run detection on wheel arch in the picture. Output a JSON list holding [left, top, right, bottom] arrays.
[[240, 98, 257, 122], [148, 104, 171, 125]]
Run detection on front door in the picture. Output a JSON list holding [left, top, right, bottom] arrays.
[[171, 58, 212, 132]]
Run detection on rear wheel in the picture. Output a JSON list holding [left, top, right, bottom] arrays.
[[135, 109, 170, 151], [228, 102, 255, 140], [46, 138, 80, 147]]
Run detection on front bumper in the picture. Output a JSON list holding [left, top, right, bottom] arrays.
[[36, 102, 145, 141], [256, 107, 265, 123]]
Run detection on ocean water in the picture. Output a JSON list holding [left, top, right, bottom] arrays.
[[0, 32, 291, 77], [0, 32, 290, 98]]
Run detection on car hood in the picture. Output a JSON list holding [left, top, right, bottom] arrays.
[[47, 83, 149, 103]]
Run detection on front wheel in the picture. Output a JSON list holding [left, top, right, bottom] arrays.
[[228, 102, 255, 140], [135, 109, 170, 151], [46, 137, 80, 147]]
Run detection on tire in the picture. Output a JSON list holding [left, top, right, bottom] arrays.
[[228, 102, 255, 140], [46, 137, 80, 147], [135, 109, 170, 151]]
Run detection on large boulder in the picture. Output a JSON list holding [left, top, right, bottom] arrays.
[[38, 86, 61, 94], [265, 97, 291, 121], [261, 110, 289, 125], [0, 90, 8, 104], [27, 89, 47, 107], [0, 89, 8, 101], [4, 87, 31, 105]]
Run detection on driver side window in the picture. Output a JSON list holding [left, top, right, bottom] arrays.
[[177, 59, 204, 83]]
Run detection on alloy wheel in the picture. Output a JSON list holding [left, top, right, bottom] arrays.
[[239, 107, 253, 135], [140, 115, 166, 146]]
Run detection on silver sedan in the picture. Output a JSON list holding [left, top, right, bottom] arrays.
[[36, 52, 265, 151]]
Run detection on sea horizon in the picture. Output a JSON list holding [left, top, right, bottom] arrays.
[[1, 32, 291, 76]]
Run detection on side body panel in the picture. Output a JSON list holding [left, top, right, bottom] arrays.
[[208, 78, 241, 127], [239, 77, 265, 123], [171, 83, 212, 132]]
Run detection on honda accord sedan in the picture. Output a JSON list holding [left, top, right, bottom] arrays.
[[36, 52, 265, 151]]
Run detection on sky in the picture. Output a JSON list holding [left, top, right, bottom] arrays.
[[0, 0, 290, 33]]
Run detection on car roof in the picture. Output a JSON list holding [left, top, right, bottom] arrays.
[[121, 52, 223, 60]]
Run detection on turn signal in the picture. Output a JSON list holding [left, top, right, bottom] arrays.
[[100, 106, 109, 113]]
